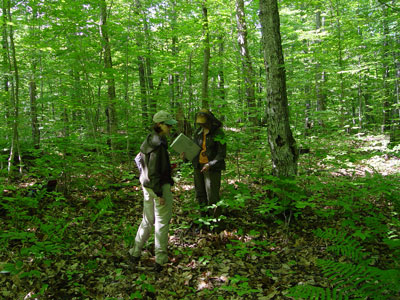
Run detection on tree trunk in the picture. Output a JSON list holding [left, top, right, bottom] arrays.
[[169, 36, 178, 110], [2, 0, 9, 136], [95, 52, 103, 135], [315, 11, 327, 127], [143, 8, 156, 117], [5, 0, 22, 175], [134, 0, 149, 124], [389, 18, 400, 147], [201, 1, 210, 109], [71, 68, 83, 124], [188, 51, 194, 113], [304, 84, 312, 134], [301, 5, 312, 135], [145, 56, 155, 115], [357, 54, 363, 129], [236, 0, 256, 125], [138, 55, 148, 122], [29, 6, 40, 149], [168, 0, 179, 111], [330, 0, 347, 130], [382, 6, 391, 132], [29, 79, 40, 148], [217, 34, 226, 118], [100, 0, 117, 150], [259, 0, 298, 177]]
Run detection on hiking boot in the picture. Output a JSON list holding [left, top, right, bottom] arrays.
[[130, 255, 140, 265], [154, 263, 163, 272]]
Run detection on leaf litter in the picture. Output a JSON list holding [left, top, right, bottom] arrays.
[[0, 134, 399, 299]]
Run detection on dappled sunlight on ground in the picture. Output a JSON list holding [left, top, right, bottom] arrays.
[[331, 155, 400, 176], [360, 155, 400, 175], [356, 134, 390, 151], [224, 127, 241, 132], [354, 134, 400, 175], [306, 134, 400, 177], [173, 184, 194, 191]]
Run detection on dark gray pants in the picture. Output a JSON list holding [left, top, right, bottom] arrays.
[[193, 168, 221, 217]]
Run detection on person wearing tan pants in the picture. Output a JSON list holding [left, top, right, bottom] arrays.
[[130, 111, 177, 271]]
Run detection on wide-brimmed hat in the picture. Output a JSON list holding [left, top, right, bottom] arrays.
[[153, 111, 177, 125]]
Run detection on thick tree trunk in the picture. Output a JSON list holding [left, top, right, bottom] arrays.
[[100, 0, 117, 151], [201, 1, 210, 109], [259, 0, 298, 177], [236, 0, 256, 125]]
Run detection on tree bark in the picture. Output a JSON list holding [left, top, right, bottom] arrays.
[[28, 6, 40, 148], [315, 11, 327, 126], [217, 33, 226, 118], [143, 7, 156, 117], [100, 0, 117, 150], [29, 79, 40, 148], [236, 0, 256, 125], [4, 0, 22, 175], [382, 5, 391, 132], [134, 0, 149, 124], [389, 12, 400, 147], [168, 0, 179, 111], [301, 4, 312, 135], [259, 0, 298, 177], [330, 0, 346, 129], [138, 55, 148, 121], [201, 1, 210, 109], [188, 51, 194, 113], [2, 0, 9, 134]]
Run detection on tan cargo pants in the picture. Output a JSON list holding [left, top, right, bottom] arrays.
[[130, 184, 172, 265]]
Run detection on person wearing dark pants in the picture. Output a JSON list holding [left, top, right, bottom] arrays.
[[194, 167, 222, 217], [191, 109, 226, 220]]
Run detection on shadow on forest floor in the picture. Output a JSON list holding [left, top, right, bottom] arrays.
[[0, 134, 399, 299]]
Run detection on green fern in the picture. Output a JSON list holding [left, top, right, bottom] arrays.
[[288, 285, 351, 300], [287, 228, 400, 300], [319, 259, 399, 299], [289, 260, 399, 300], [314, 228, 365, 263]]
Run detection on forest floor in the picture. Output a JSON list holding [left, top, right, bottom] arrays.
[[0, 133, 399, 299]]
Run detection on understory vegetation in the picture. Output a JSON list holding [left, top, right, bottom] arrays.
[[1, 131, 399, 299]]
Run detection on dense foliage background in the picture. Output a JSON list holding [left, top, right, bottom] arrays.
[[1, 0, 399, 164], [1, 0, 399, 299]]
